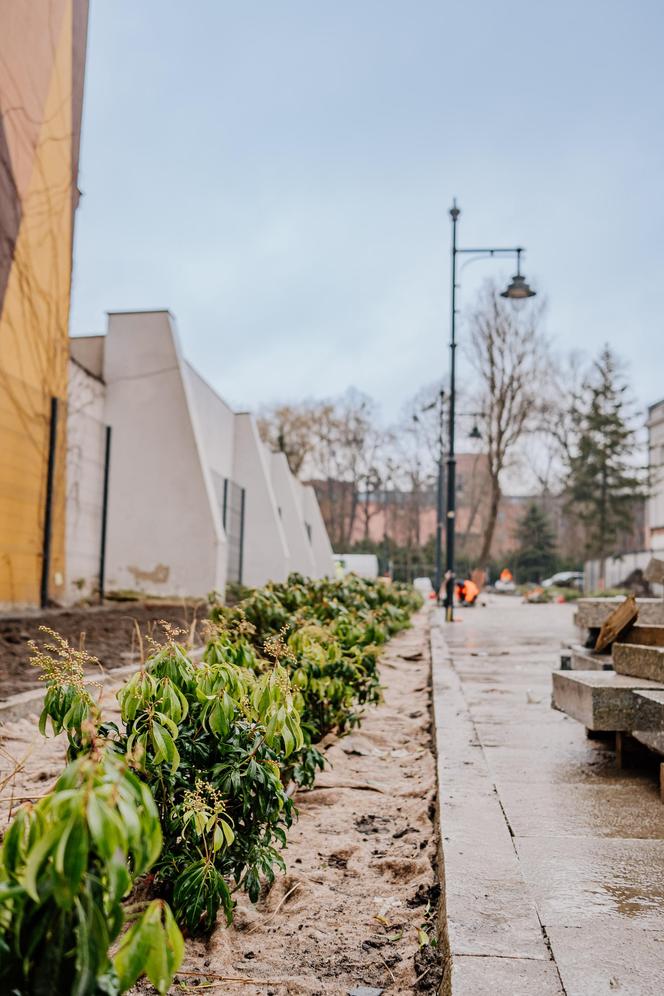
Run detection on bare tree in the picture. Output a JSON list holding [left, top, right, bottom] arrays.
[[468, 280, 548, 563], [393, 383, 443, 552], [258, 390, 387, 549], [257, 402, 319, 476], [310, 389, 385, 548]]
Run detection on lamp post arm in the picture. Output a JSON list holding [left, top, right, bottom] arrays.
[[455, 246, 524, 255]]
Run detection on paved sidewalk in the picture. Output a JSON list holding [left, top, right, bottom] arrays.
[[432, 598, 664, 996]]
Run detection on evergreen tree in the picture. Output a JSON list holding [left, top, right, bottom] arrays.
[[514, 502, 557, 582], [566, 346, 646, 585]]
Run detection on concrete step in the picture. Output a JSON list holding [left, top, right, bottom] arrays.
[[633, 689, 664, 731], [551, 670, 664, 732], [574, 598, 664, 631], [632, 690, 664, 756], [560, 644, 612, 671], [622, 625, 664, 648], [613, 643, 664, 682]]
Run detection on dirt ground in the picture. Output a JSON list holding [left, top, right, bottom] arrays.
[[0, 610, 442, 994], [164, 609, 442, 995], [0, 601, 206, 699]]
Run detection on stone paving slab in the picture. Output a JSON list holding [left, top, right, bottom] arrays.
[[431, 616, 562, 993], [474, 716, 584, 749], [435, 598, 664, 994], [452, 954, 564, 995], [482, 741, 633, 786], [515, 833, 664, 929], [547, 925, 664, 996], [496, 778, 664, 838]]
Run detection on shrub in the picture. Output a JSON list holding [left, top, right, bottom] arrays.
[[116, 635, 303, 932], [15, 572, 422, 963], [0, 748, 183, 995], [207, 574, 422, 787]]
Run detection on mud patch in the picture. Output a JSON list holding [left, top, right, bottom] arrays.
[[0, 601, 205, 699]]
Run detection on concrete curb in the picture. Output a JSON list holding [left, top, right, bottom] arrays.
[[430, 611, 564, 995]]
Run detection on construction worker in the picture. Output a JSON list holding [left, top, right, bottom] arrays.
[[456, 578, 479, 606]]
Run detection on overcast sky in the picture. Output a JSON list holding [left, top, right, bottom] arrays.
[[70, 1, 664, 421]]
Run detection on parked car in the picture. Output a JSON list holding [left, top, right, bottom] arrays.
[[494, 578, 516, 594], [542, 571, 584, 590]]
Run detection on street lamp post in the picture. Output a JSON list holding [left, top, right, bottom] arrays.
[[444, 201, 536, 621], [413, 390, 445, 602], [434, 391, 445, 602]]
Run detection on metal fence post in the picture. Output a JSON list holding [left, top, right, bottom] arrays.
[[40, 397, 59, 609], [98, 425, 112, 602]]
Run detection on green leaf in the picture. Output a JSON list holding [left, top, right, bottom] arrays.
[[113, 908, 157, 991], [21, 825, 60, 903], [115, 900, 184, 995]]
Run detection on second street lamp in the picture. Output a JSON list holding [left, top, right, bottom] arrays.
[[413, 389, 446, 602], [445, 201, 537, 622]]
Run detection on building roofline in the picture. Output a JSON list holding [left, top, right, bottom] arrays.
[[182, 360, 235, 417], [70, 355, 105, 384], [105, 308, 173, 316]]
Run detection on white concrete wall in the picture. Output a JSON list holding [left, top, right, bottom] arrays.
[[184, 362, 235, 482], [103, 311, 225, 598], [233, 414, 289, 586], [65, 359, 106, 603], [270, 452, 317, 577], [584, 551, 663, 595], [65, 313, 336, 599], [302, 484, 335, 577], [648, 399, 664, 552]]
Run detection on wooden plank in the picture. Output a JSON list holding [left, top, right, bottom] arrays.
[[594, 594, 639, 653]]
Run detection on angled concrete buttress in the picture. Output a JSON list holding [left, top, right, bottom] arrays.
[[233, 414, 290, 587], [301, 483, 336, 577], [103, 311, 226, 597], [269, 451, 317, 577]]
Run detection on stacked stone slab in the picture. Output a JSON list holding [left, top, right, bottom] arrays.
[[559, 644, 612, 671], [553, 561, 664, 789]]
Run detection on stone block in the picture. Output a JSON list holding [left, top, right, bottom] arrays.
[[551, 670, 664, 731], [622, 625, 664, 647], [574, 598, 664, 631], [613, 642, 664, 682], [567, 645, 612, 671], [632, 689, 664, 733]]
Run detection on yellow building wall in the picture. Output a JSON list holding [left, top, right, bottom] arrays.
[[0, 1, 88, 607]]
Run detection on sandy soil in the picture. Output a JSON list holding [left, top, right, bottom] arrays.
[[0, 601, 206, 699], [0, 610, 442, 994], [167, 609, 441, 995]]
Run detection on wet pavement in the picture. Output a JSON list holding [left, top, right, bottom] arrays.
[[433, 597, 664, 996]]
